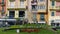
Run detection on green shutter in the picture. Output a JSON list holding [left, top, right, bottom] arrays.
[[40, 14, 45, 21], [51, 12, 54, 16], [52, 1, 55, 6]]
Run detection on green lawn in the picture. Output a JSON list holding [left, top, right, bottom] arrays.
[[0, 24, 59, 34], [0, 27, 56, 34]]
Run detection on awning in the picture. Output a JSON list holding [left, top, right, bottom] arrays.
[[38, 21, 46, 23], [54, 20, 60, 23], [6, 19, 16, 21], [0, 19, 16, 22]]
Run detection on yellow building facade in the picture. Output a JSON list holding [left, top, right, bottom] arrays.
[[6, 0, 48, 24], [48, 0, 60, 26], [6, 0, 27, 18], [36, 0, 48, 24], [27, 0, 48, 23]]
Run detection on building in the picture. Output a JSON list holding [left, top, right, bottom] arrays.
[[6, 0, 48, 25], [5, 0, 49, 25], [1, 0, 60, 26], [29, 0, 48, 24], [48, 0, 60, 26], [3, 0, 60, 26], [6, 0, 28, 25], [0, 0, 60, 26], [36, 0, 48, 24], [0, 0, 6, 18]]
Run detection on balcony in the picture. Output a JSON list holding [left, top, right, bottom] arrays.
[[50, 6, 60, 11], [7, 6, 27, 10], [7, 8, 27, 10], [32, 8, 37, 11], [31, 0, 37, 5], [31, 5, 37, 11], [55, 19, 60, 22], [31, 7, 38, 13], [56, 6, 60, 9], [9, 0, 26, 2]]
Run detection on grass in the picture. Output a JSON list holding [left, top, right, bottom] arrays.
[[9, 24, 47, 28], [0, 27, 56, 34], [0, 24, 59, 34]]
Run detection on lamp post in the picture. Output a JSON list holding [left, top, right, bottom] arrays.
[[5, 15, 9, 27], [15, 18, 20, 34]]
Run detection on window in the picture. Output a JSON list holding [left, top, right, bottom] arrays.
[[40, 14, 45, 21], [38, 5, 45, 9], [20, 1, 24, 8], [19, 11, 25, 17], [32, 5, 37, 10], [51, 12, 54, 16], [51, 23, 60, 26], [52, 1, 55, 6], [10, 2, 14, 8], [33, 14, 36, 19], [2, 0, 4, 2], [33, 14, 37, 23], [38, 0, 44, 2], [40, 5, 45, 9], [56, 23, 59, 26], [1, 7, 4, 16], [2, 0, 4, 4], [2, 7, 4, 12], [9, 11, 15, 19]]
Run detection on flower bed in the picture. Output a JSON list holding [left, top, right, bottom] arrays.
[[21, 28, 39, 33]]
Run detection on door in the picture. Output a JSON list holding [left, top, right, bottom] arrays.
[[19, 11, 25, 17], [40, 14, 45, 21], [9, 11, 15, 19]]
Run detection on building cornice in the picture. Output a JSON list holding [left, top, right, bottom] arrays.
[[50, 9, 60, 11], [7, 8, 26, 10]]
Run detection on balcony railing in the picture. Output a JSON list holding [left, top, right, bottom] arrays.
[[32, 8, 37, 11], [56, 6, 60, 9]]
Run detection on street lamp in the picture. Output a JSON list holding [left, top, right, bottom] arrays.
[[4, 15, 9, 27]]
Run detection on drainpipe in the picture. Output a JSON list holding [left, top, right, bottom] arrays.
[[47, 0, 48, 25]]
